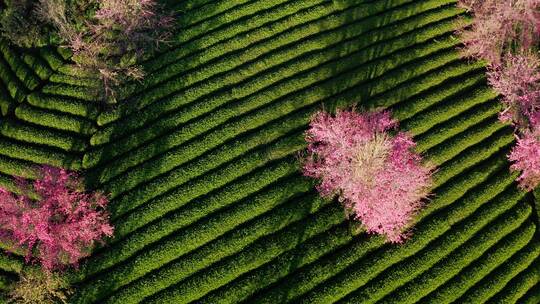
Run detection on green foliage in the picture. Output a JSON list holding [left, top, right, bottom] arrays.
[[144, 203, 344, 304], [0, 40, 41, 90], [70, 159, 300, 282], [375, 214, 536, 304], [0, 0, 51, 48], [0, 1, 536, 303], [456, 240, 540, 303], [518, 282, 540, 304], [86, 33, 463, 184], [49, 74, 102, 88], [15, 104, 96, 135], [422, 211, 535, 303], [21, 53, 52, 81], [251, 168, 521, 303], [0, 57, 28, 102], [0, 154, 39, 180], [27, 92, 99, 119], [195, 225, 360, 304], [0, 120, 87, 152], [422, 116, 506, 165], [97, 0, 459, 125], [0, 137, 81, 170], [38, 48, 64, 71], [71, 190, 331, 303], [41, 84, 99, 102], [0, 254, 22, 275], [293, 186, 531, 304], [414, 100, 502, 152], [108, 133, 305, 238], [0, 84, 15, 116]]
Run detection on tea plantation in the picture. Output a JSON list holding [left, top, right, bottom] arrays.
[[0, 0, 538, 303]]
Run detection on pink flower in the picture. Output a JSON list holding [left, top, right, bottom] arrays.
[[0, 166, 114, 271], [509, 128, 540, 191], [457, 0, 540, 65], [488, 53, 540, 128], [302, 109, 433, 243]]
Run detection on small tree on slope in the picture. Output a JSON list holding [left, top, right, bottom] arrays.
[[302, 109, 434, 243], [0, 166, 113, 271]]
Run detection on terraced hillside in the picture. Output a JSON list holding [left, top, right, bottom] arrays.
[[0, 0, 539, 303]]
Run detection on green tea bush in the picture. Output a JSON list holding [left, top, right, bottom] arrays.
[[421, 221, 535, 303], [195, 225, 359, 304], [21, 53, 52, 80], [27, 92, 99, 119], [0, 85, 15, 115], [0, 120, 87, 152], [0, 137, 81, 170], [422, 117, 506, 165], [15, 104, 96, 135], [400, 86, 498, 136], [71, 192, 332, 303], [0, 40, 40, 90], [87, 37, 462, 186], [109, 134, 305, 238], [39, 48, 64, 71], [374, 217, 535, 304], [71, 159, 299, 281], [516, 281, 540, 304], [144, 204, 345, 304], [295, 189, 531, 304], [456, 240, 540, 303], [414, 100, 501, 152], [0, 57, 28, 102]]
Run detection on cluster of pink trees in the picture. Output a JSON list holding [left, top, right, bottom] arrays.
[[458, 0, 540, 190], [0, 166, 113, 271], [302, 109, 433, 243]]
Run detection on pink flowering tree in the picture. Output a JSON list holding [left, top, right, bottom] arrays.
[[457, 0, 540, 65], [0, 166, 114, 271], [458, 0, 540, 190], [302, 109, 433, 243], [509, 127, 540, 191], [487, 53, 540, 127]]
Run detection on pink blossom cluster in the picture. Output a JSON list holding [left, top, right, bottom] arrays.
[[458, 0, 540, 190], [458, 0, 540, 65], [488, 53, 540, 127], [302, 109, 433, 243], [509, 127, 540, 191], [0, 166, 114, 271]]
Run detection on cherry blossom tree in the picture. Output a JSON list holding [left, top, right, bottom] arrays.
[[509, 127, 540, 191], [0, 166, 113, 271], [458, 0, 540, 65], [302, 109, 433, 243], [458, 0, 540, 190], [487, 53, 540, 127]]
